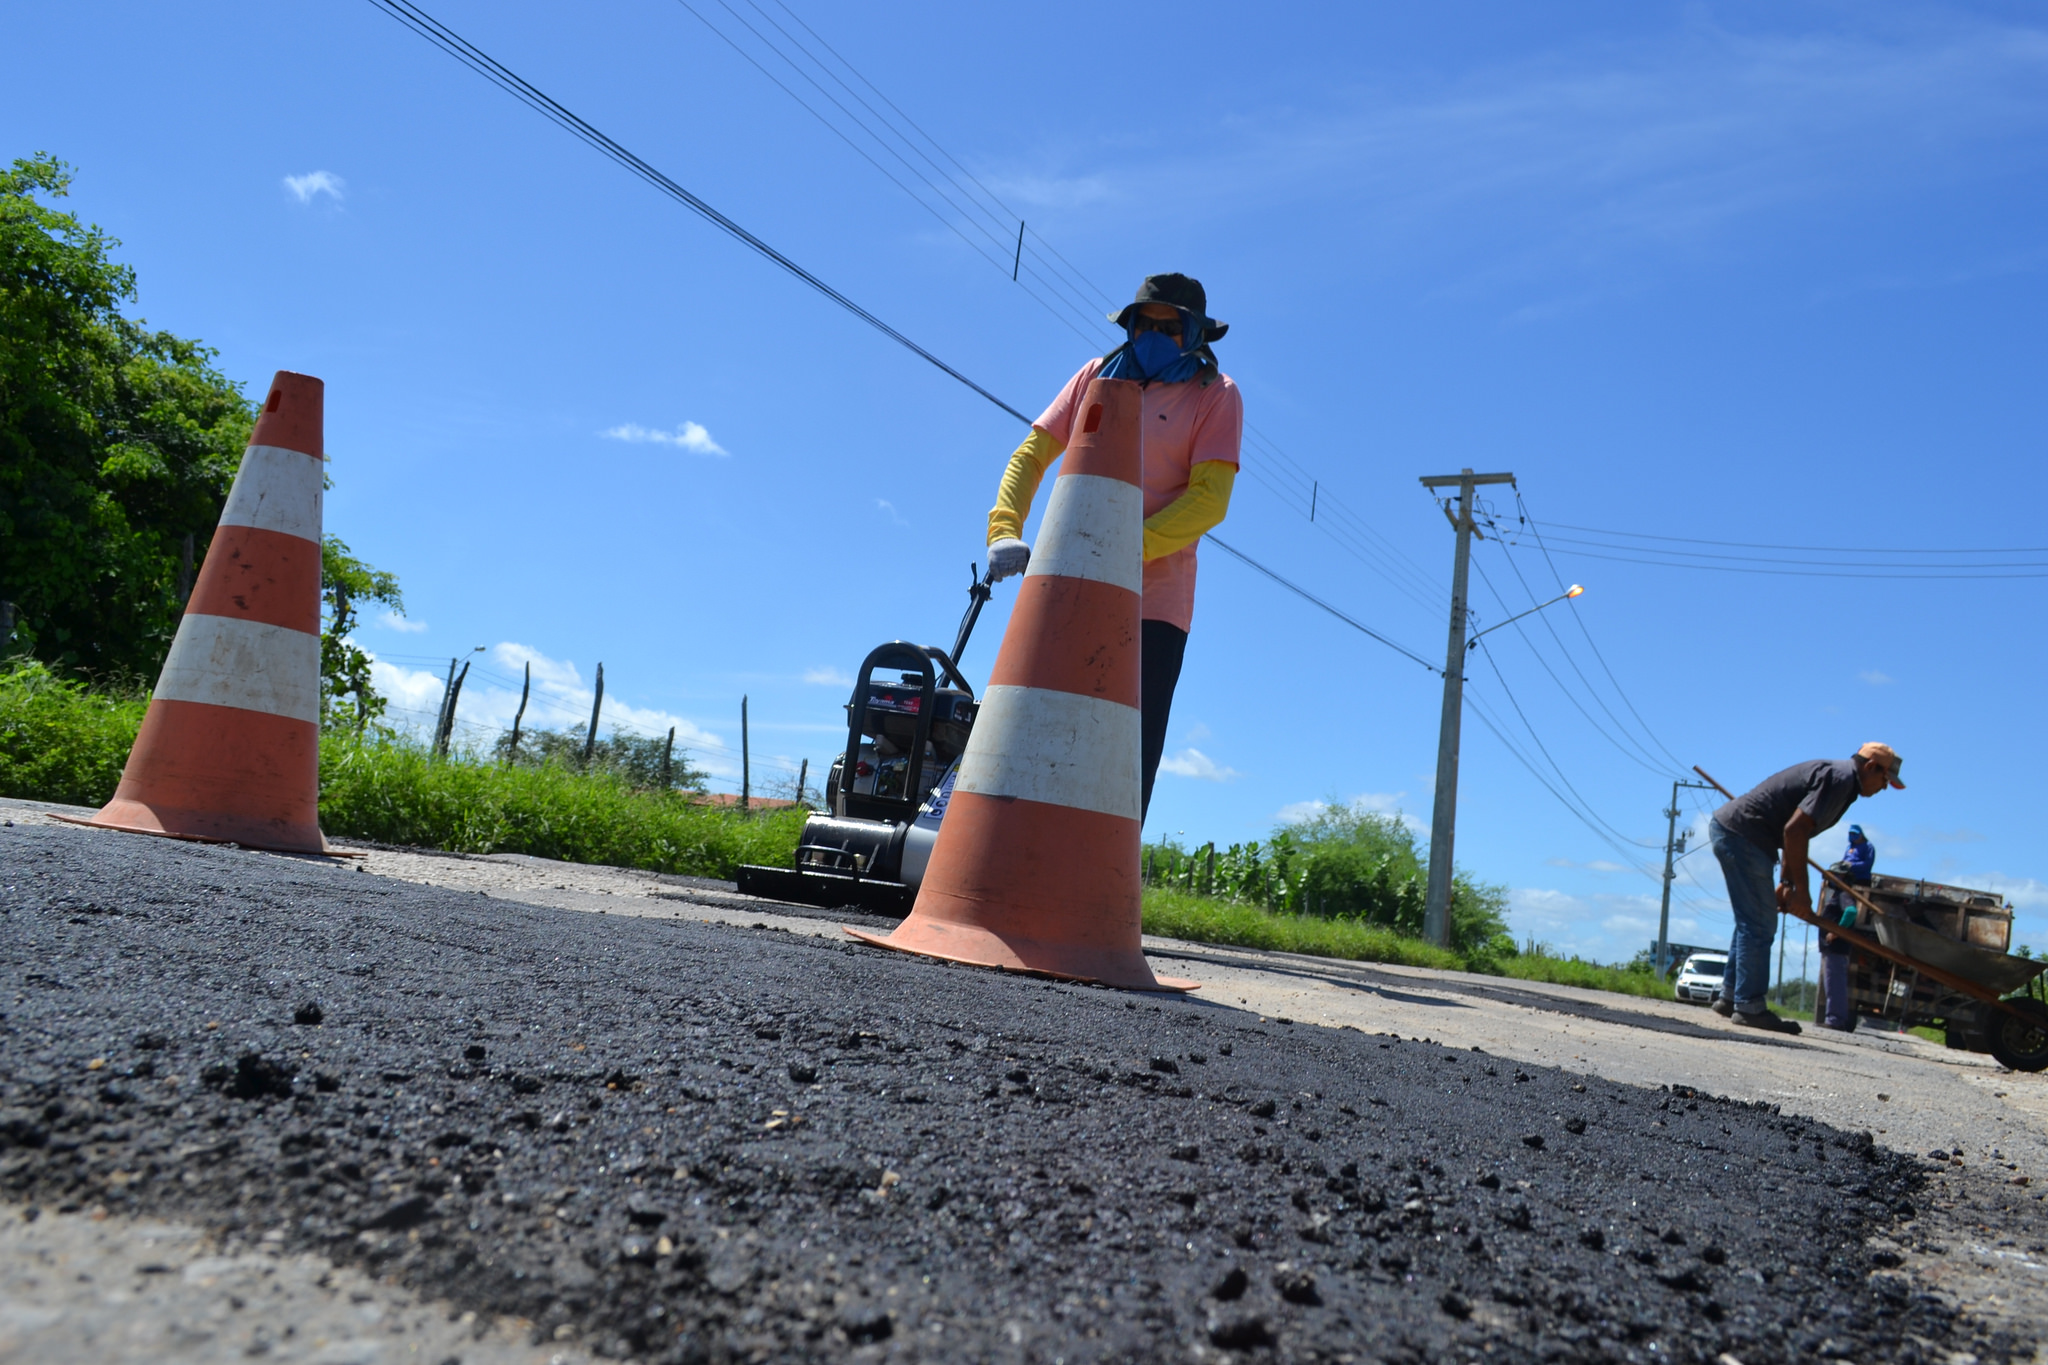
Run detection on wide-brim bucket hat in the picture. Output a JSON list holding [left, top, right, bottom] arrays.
[[1110, 273, 1228, 342]]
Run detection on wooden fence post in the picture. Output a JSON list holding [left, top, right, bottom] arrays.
[[506, 661, 530, 763], [433, 657, 457, 756], [796, 757, 808, 808], [582, 662, 604, 767], [662, 726, 675, 791], [740, 695, 750, 813], [435, 660, 470, 758]]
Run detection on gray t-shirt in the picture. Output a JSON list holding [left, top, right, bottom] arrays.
[[1713, 759, 1861, 854]]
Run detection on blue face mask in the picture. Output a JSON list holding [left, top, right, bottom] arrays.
[[1130, 328, 1183, 378]]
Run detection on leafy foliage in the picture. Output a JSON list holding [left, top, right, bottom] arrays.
[[0, 153, 256, 679], [321, 535, 404, 732], [0, 665, 786, 879], [1499, 945, 1671, 1000], [1144, 801, 1514, 959], [0, 661, 146, 805]]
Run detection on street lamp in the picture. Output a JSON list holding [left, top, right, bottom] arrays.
[[1466, 585, 1584, 652]]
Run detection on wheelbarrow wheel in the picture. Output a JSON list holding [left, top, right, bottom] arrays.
[[1987, 998, 2048, 1073]]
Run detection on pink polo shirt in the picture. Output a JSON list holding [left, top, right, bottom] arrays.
[[1033, 357, 1243, 632]]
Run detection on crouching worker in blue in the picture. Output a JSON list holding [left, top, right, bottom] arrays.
[[1708, 743, 1905, 1035], [1814, 824, 1876, 1032]]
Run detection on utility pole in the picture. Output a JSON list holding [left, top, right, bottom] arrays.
[[740, 695, 751, 812], [1657, 779, 1716, 977], [1418, 467, 1515, 947]]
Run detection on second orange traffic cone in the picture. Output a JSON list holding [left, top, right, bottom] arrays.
[[77, 371, 333, 854], [848, 376, 1196, 991]]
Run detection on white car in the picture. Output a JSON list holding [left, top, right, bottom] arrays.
[[1673, 952, 1728, 1005]]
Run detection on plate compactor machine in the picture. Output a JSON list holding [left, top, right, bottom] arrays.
[[735, 567, 1000, 914]]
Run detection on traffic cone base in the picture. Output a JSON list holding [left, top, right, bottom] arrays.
[[72, 371, 336, 856], [81, 700, 324, 851], [845, 789, 1196, 992]]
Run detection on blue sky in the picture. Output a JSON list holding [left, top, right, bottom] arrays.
[[11, 1, 2048, 964]]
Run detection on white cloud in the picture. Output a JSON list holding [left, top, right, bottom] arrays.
[[1273, 792, 1425, 833], [600, 421, 728, 456], [1158, 748, 1240, 782], [874, 499, 909, 526], [376, 612, 427, 634], [1181, 722, 1213, 743], [283, 171, 344, 204], [367, 657, 447, 720], [1859, 669, 1893, 685], [1939, 872, 2048, 914], [803, 667, 853, 687], [1507, 884, 1719, 961]]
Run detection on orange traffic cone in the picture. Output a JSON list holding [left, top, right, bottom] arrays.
[[847, 376, 1196, 991], [75, 371, 332, 854]]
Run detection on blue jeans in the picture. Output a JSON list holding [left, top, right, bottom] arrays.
[[1709, 817, 1778, 1014]]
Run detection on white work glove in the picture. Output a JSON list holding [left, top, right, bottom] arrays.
[[987, 537, 1031, 582]]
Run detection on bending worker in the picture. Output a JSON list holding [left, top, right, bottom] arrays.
[[984, 273, 1244, 821], [1815, 824, 1875, 1032], [1708, 743, 1905, 1034]]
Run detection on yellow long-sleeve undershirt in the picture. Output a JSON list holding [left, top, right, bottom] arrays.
[[986, 427, 1236, 563]]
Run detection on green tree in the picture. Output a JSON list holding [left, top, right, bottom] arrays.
[[1275, 802, 1513, 958], [321, 535, 403, 732], [0, 152, 256, 679]]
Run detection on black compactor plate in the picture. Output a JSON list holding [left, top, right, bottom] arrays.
[[733, 863, 914, 915]]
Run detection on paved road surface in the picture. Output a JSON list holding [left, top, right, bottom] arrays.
[[2, 800, 2044, 1362]]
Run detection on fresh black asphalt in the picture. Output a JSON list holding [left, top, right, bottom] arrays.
[[0, 821, 2016, 1362]]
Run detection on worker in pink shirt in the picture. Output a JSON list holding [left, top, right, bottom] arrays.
[[984, 273, 1244, 821]]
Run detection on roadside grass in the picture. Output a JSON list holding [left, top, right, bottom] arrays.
[[0, 663, 800, 880], [1141, 886, 1704, 1003], [1497, 952, 1671, 1000], [0, 664, 147, 807], [319, 738, 803, 877], [1140, 886, 1466, 971]]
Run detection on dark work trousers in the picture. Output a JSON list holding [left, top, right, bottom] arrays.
[[1140, 619, 1189, 823]]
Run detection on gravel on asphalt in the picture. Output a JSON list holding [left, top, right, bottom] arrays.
[[0, 821, 2028, 1363]]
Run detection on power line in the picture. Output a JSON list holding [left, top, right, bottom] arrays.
[[1511, 494, 1693, 775], [1539, 521, 2048, 556], [1204, 534, 1442, 675], [1476, 532, 1680, 777], [1527, 532, 2048, 572], [1467, 551, 1676, 780], [363, 0, 1033, 426], [667, 1, 1451, 623], [756, 0, 1122, 316], [1499, 545, 2048, 581], [1459, 689, 1665, 883], [1466, 636, 1662, 853], [670, 0, 1104, 348]]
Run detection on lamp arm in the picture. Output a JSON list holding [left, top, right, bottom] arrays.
[[1467, 588, 1581, 650]]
